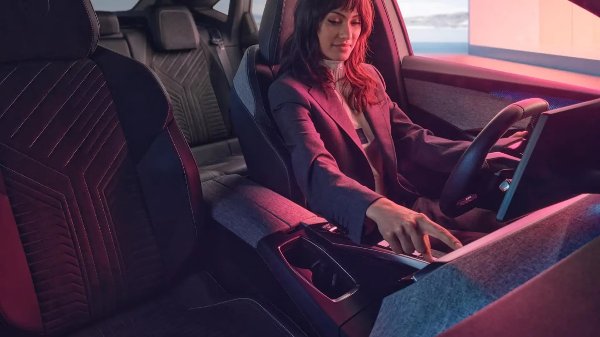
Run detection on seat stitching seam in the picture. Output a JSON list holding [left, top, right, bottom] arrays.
[[0, 65, 18, 88], [0, 63, 50, 121], [82, 0, 98, 56], [166, 126, 200, 238], [12, 62, 75, 139], [274, 0, 286, 62], [34, 64, 103, 153]]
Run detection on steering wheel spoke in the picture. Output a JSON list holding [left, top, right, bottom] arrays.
[[440, 98, 549, 218]]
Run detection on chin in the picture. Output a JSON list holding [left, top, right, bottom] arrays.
[[330, 55, 350, 62]]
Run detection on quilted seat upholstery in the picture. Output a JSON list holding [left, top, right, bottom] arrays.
[[0, 1, 303, 336], [97, 8, 246, 182]]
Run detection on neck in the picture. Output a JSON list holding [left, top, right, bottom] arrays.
[[322, 59, 345, 83]]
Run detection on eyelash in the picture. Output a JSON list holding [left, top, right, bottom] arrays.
[[327, 19, 362, 25]]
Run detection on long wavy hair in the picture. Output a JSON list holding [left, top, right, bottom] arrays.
[[279, 0, 378, 110]]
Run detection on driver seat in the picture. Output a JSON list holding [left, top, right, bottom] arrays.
[[230, 0, 303, 203], [0, 1, 304, 336]]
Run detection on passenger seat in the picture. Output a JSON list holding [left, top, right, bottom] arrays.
[[97, 9, 246, 182], [0, 0, 304, 336]]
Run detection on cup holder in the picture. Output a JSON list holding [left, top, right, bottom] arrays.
[[280, 237, 358, 300]]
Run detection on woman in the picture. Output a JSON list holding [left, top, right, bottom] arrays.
[[269, 0, 518, 261]]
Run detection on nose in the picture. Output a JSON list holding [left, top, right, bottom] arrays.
[[338, 21, 351, 39]]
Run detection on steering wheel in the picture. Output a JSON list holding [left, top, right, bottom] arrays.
[[440, 98, 549, 217]]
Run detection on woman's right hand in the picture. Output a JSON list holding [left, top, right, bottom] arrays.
[[366, 198, 463, 261]]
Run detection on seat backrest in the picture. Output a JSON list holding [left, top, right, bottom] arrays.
[[0, 1, 202, 335], [96, 11, 131, 57], [140, 6, 233, 149], [97, 8, 247, 180], [230, 0, 302, 201]]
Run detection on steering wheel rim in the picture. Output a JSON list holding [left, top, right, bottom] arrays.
[[440, 98, 549, 218]]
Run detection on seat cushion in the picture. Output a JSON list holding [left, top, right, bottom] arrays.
[[191, 138, 247, 181], [68, 273, 303, 337], [199, 155, 247, 182]]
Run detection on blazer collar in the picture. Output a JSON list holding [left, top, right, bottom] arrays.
[[307, 84, 393, 154]]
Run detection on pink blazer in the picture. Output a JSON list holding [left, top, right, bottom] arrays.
[[269, 64, 472, 242]]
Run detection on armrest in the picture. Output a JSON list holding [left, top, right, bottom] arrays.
[[202, 174, 326, 248], [439, 236, 600, 337], [370, 194, 600, 337]]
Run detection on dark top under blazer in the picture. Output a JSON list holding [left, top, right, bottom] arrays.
[[269, 64, 472, 242]]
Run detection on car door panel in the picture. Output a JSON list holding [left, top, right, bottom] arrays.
[[401, 55, 600, 139]]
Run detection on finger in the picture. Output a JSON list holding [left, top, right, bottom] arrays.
[[383, 233, 404, 254], [397, 229, 415, 255], [418, 217, 463, 250], [408, 229, 428, 254], [409, 227, 433, 261], [511, 130, 528, 138], [422, 235, 433, 262]]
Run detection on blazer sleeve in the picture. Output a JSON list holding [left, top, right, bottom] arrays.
[[269, 78, 382, 242]]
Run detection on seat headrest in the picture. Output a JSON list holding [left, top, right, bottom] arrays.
[[150, 6, 200, 51], [0, 0, 99, 63], [97, 11, 122, 37], [258, 0, 298, 65]]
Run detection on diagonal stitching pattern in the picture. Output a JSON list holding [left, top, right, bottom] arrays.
[[0, 60, 161, 335]]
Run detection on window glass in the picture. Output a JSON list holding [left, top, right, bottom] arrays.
[[252, 0, 267, 28], [213, 0, 230, 15], [469, 0, 600, 62], [397, 0, 468, 54], [90, 0, 139, 11], [398, 0, 600, 75]]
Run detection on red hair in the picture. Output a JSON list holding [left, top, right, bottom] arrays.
[[280, 0, 379, 110]]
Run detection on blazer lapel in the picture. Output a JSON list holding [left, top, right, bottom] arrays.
[[364, 100, 397, 169], [308, 85, 364, 151]]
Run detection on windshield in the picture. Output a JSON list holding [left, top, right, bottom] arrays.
[[90, 0, 139, 11]]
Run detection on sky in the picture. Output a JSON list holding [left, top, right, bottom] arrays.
[[396, 0, 468, 17]]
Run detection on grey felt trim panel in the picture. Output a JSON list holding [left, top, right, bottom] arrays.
[[371, 194, 600, 337], [202, 175, 325, 248], [439, 236, 600, 337], [404, 78, 518, 131]]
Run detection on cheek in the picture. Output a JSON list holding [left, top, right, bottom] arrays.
[[317, 27, 329, 47], [318, 34, 328, 52]]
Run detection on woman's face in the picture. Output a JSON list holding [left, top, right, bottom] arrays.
[[317, 8, 362, 61]]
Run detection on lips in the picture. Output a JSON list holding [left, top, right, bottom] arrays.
[[333, 44, 352, 50]]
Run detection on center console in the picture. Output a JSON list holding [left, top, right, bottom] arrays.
[[204, 174, 600, 337], [203, 174, 440, 337], [258, 220, 438, 337]]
